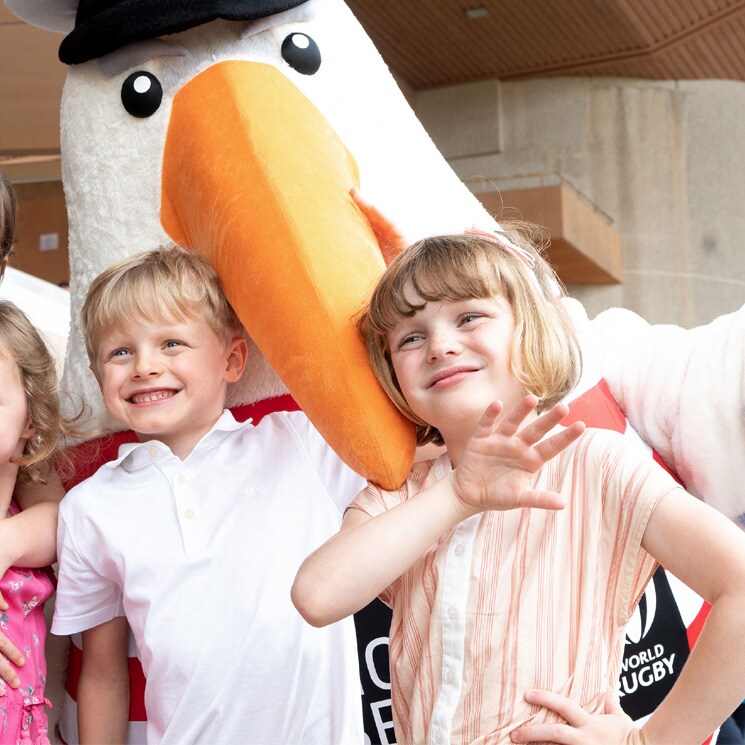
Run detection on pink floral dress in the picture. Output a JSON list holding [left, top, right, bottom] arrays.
[[0, 501, 53, 745]]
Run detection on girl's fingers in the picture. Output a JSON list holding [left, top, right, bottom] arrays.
[[0, 652, 20, 689], [0, 633, 24, 669], [603, 689, 624, 716], [524, 689, 591, 727], [498, 395, 540, 437], [534, 421, 586, 461], [510, 722, 577, 744], [474, 401, 505, 436], [518, 403, 570, 444], [518, 489, 567, 511]]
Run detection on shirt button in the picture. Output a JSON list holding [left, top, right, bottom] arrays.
[[454, 544, 465, 557], [148, 446, 158, 458], [177, 474, 187, 485], [444, 668, 454, 684], [447, 606, 457, 620], [434, 731, 442, 744], [184, 509, 196, 520]]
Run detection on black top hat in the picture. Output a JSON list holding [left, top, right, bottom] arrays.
[[58, 0, 310, 64]]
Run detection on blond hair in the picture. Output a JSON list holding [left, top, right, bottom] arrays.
[[0, 170, 17, 267], [357, 226, 582, 446], [81, 247, 243, 362], [0, 301, 69, 483]]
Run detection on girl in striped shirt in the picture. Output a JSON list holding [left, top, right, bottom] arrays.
[[292, 227, 745, 745]]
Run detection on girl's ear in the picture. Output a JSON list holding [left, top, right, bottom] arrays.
[[224, 337, 249, 383], [21, 419, 35, 441]]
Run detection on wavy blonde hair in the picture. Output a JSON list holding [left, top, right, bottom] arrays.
[[357, 225, 582, 446], [0, 301, 70, 484], [81, 246, 243, 363]]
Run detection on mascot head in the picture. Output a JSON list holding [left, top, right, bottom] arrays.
[[7, 0, 496, 488]]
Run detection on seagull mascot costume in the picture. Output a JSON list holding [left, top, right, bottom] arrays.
[[6, 0, 745, 742]]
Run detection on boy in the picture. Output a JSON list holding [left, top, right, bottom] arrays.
[[52, 247, 364, 744]]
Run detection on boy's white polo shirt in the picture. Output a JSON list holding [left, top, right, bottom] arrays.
[[53, 410, 365, 745]]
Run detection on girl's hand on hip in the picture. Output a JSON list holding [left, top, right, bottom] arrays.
[[510, 689, 645, 745], [452, 395, 585, 514]]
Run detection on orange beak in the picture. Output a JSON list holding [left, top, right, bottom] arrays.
[[161, 61, 414, 489]]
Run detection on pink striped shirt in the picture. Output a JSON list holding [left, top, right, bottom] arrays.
[[350, 428, 679, 745]]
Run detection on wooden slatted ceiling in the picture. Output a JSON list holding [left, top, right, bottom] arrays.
[[5, 0, 745, 164], [346, 0, 745, 89]]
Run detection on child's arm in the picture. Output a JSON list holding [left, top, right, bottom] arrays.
[[511, 490, 745, 745], [292, 397, 585, 627], [0, 473, 65, 570], [636, 490, 745, 744], [0, 474, 65, 689], [78, 616, 130, 745]]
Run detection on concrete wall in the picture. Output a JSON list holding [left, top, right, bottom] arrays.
[[414, 77, 745, 328]]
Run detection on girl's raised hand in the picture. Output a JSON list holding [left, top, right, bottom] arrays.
[[510, 689, 644, 745], [452, 395, 585, 514]]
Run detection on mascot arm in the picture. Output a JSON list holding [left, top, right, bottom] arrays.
[[590, 304, 745, 525]]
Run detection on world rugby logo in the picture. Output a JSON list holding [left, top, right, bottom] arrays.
[[618, 568, 694, 721]]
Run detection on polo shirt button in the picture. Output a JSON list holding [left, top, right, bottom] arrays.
[[148, 446, 158, 458], [444, 668, 454, 684], [177, 474, 187, 485], [184, 508, 196, 520], [447, 606, 457, 620], [454, 544, 465, 557], [434, 731, 442, 744]]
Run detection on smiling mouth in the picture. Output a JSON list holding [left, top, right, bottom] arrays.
[[427, 367, 479, 388], [129, 390, 177, 404]]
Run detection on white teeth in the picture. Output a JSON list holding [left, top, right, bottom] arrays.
[[131, 391, 173, 404]]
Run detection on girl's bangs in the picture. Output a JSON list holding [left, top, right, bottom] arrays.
[[390, 249, 502, 320]]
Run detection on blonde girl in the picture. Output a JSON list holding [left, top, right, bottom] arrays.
[[0, 171, 64, 704], [0, 300, 72, 744], [293, 227, 745, 745]]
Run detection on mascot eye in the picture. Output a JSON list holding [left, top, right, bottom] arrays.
[[281, 33, 321, 75], [121, 71, 163, 118]]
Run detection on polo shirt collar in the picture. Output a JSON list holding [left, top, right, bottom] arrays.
[[108, 409, 253, 472]]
